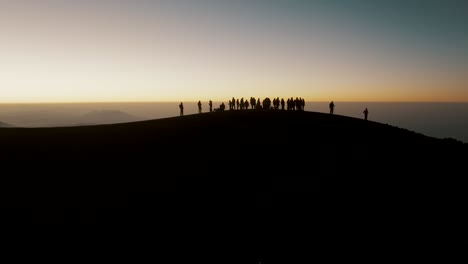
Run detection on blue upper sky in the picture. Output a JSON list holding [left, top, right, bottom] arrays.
[[0, 0, 466, 102]]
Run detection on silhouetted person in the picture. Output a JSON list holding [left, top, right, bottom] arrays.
[[363, 108, 369, 120], [250, 97, 256, 109], [179, 102, 184, 116], [198, 101, 202, 113], [263, 97, 271, 109], [209, 100, 213, 112], [281, 98, 285, 110], [329, 101, 335, 114]]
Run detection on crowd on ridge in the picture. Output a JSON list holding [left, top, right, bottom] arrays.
[[179, 97, 369, 120]]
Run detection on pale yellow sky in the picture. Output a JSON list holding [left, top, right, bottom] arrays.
[[0, 1, 467, 103]]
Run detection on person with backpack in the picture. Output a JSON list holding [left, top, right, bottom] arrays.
[[329, 101, 335, 114], [179, 102, 184, 116]]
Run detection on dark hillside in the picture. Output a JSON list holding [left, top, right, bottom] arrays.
[[0, 110, 466, 260]]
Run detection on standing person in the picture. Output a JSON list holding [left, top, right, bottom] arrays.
[[329, 101, 335, 114], [198, 100, 202, 113], [363, 108, 369, 120], [209, 100, 213, 112], [179, 102, 184, 116]]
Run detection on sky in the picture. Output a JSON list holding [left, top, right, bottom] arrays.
[[0, 0, 467, 103]]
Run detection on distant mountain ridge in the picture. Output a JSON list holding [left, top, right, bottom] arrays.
[[79, 110, 141, 125], [0, 110, 141, 127], [0, 121, 12, 127]]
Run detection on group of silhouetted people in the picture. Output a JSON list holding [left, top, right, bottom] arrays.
[[223, 97, 305, 111], [180, 99, 369, 120], [180, 97, 305, 115]]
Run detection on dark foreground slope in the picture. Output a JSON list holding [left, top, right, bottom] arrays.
[[1, 110, 467, 259]]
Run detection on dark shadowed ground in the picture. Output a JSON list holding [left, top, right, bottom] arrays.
[[1, 110, 466, 261]]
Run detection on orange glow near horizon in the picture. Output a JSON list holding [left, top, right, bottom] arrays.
[[0, 2, 467, 103]]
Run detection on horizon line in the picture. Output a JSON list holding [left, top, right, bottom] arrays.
[[2, 100, 468, 105]]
